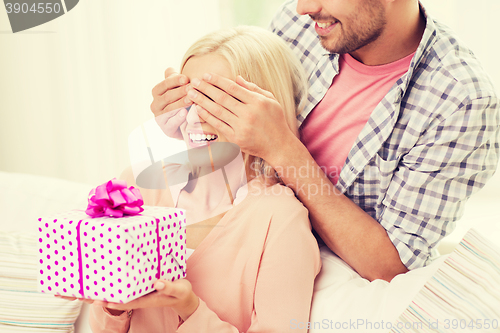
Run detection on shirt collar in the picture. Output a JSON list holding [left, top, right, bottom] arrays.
[[165, 163, 249, 208], [399, 3, 438, 94], [324, 1, 437, 98]]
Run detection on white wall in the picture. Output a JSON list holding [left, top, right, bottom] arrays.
[[1, 0, 499, 193], [421, 0, 500, 91], [0, 0, 221, 185]]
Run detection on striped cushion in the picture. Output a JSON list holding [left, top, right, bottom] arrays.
[[392, 228, 500, 332], [0, 232, 81, 333]]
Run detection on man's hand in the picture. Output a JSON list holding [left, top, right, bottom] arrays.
[[151, 68, 192, 140], [186, 74, 409, 282], [186, 73, 297, 162], [184, 72, 408, 282]]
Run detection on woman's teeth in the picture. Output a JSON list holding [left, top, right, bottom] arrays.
[[189, 133, 218, 143]]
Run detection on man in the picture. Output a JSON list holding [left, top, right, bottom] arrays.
[[150, 0, 499, 282]]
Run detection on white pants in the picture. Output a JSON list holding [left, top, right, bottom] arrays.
[[309, 246, 447, 333]]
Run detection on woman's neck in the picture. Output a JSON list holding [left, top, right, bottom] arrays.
[[177, 162, 246, 224]]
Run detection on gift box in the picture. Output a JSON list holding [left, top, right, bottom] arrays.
[[37, 206, 186, 303]]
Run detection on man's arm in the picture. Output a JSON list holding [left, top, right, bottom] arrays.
[[272, 134, 408, 281], [186, 74, 408, 282]]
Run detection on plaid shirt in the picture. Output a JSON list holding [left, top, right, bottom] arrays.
[[270, 0, 500, 269]]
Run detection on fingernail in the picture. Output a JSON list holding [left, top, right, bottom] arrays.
[[184, 97, 191, 105], [155, 281, 165, 290], [179, 76, 188, 85], [188, 90, 198, 99], [178, 108, 187, 118], [192, 78, 201, 87], [203, 73, 211, 81]]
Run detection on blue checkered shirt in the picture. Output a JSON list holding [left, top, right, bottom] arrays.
[[270, 0, 500, 269]]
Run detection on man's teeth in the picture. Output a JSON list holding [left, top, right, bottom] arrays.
[[189, 133, 218, 142], [317, 22, 335, 29]]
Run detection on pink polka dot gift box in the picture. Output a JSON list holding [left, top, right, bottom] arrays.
[[36, 179, 187, 303]]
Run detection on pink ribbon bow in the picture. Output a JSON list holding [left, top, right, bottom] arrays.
[[85, 178, 144, 218]]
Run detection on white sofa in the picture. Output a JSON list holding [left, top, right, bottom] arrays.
[[0, 170, 498, 333], [0, 171, 93, 333]]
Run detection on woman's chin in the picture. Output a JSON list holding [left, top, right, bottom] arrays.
[[186, 142, 241, 171], [188, 140, 212, 149], [187, 147, 214, 170]]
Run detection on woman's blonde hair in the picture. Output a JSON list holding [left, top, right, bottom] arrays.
[[181, 26, 308, 183]]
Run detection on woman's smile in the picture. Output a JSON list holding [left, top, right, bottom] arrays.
[[186, 129, 219, 148]]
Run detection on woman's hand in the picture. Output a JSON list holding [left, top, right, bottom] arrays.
[[96, 279, 199, 322], [186, 74, 298, 163], [55, 295, 128, 316], [54, 295, 94, 305]]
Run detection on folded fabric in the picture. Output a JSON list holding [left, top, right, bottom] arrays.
[[0, 232, 82, 333], [391, 228, 500, 332], [310, 247, 447, 333]]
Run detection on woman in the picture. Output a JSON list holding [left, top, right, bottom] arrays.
[[89, 26, 321, 332]]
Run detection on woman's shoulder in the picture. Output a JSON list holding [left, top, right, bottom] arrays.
[[239, 179, 316, 251], [246, 177, 296, 199], [245, 178, 309, 222]]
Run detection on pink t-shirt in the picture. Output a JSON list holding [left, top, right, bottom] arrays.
[[301, 52, 414, 184]]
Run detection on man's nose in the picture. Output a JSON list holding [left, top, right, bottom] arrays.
[[296, 0, 322, 16], [186, 104, 205, 125]]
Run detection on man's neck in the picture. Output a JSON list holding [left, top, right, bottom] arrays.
[[350, 1, 426, 66]]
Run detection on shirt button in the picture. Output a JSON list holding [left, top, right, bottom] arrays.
[[315, 85, 323, 94]]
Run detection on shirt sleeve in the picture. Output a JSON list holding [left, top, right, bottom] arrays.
[[380, 95, 500, 269], [89, 304, 131, 333], [267, 0, 296, 32], [178, 193, 321, 332]]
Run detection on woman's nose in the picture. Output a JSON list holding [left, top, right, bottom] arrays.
[[186, 104, 205, 125]]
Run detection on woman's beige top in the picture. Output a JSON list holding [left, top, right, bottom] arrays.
[[89, 175, 321, 332]]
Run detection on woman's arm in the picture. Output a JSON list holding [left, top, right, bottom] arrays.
[[87, 167, 176, 332], [96, 190, 320, 332], [177, 193, 321, 332], [90, 174, 320, 332], [89, 303, 131, 333]]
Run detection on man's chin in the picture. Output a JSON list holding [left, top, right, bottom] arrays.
[[319, 38, 342, 55], [319, 36, 361, 56]]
